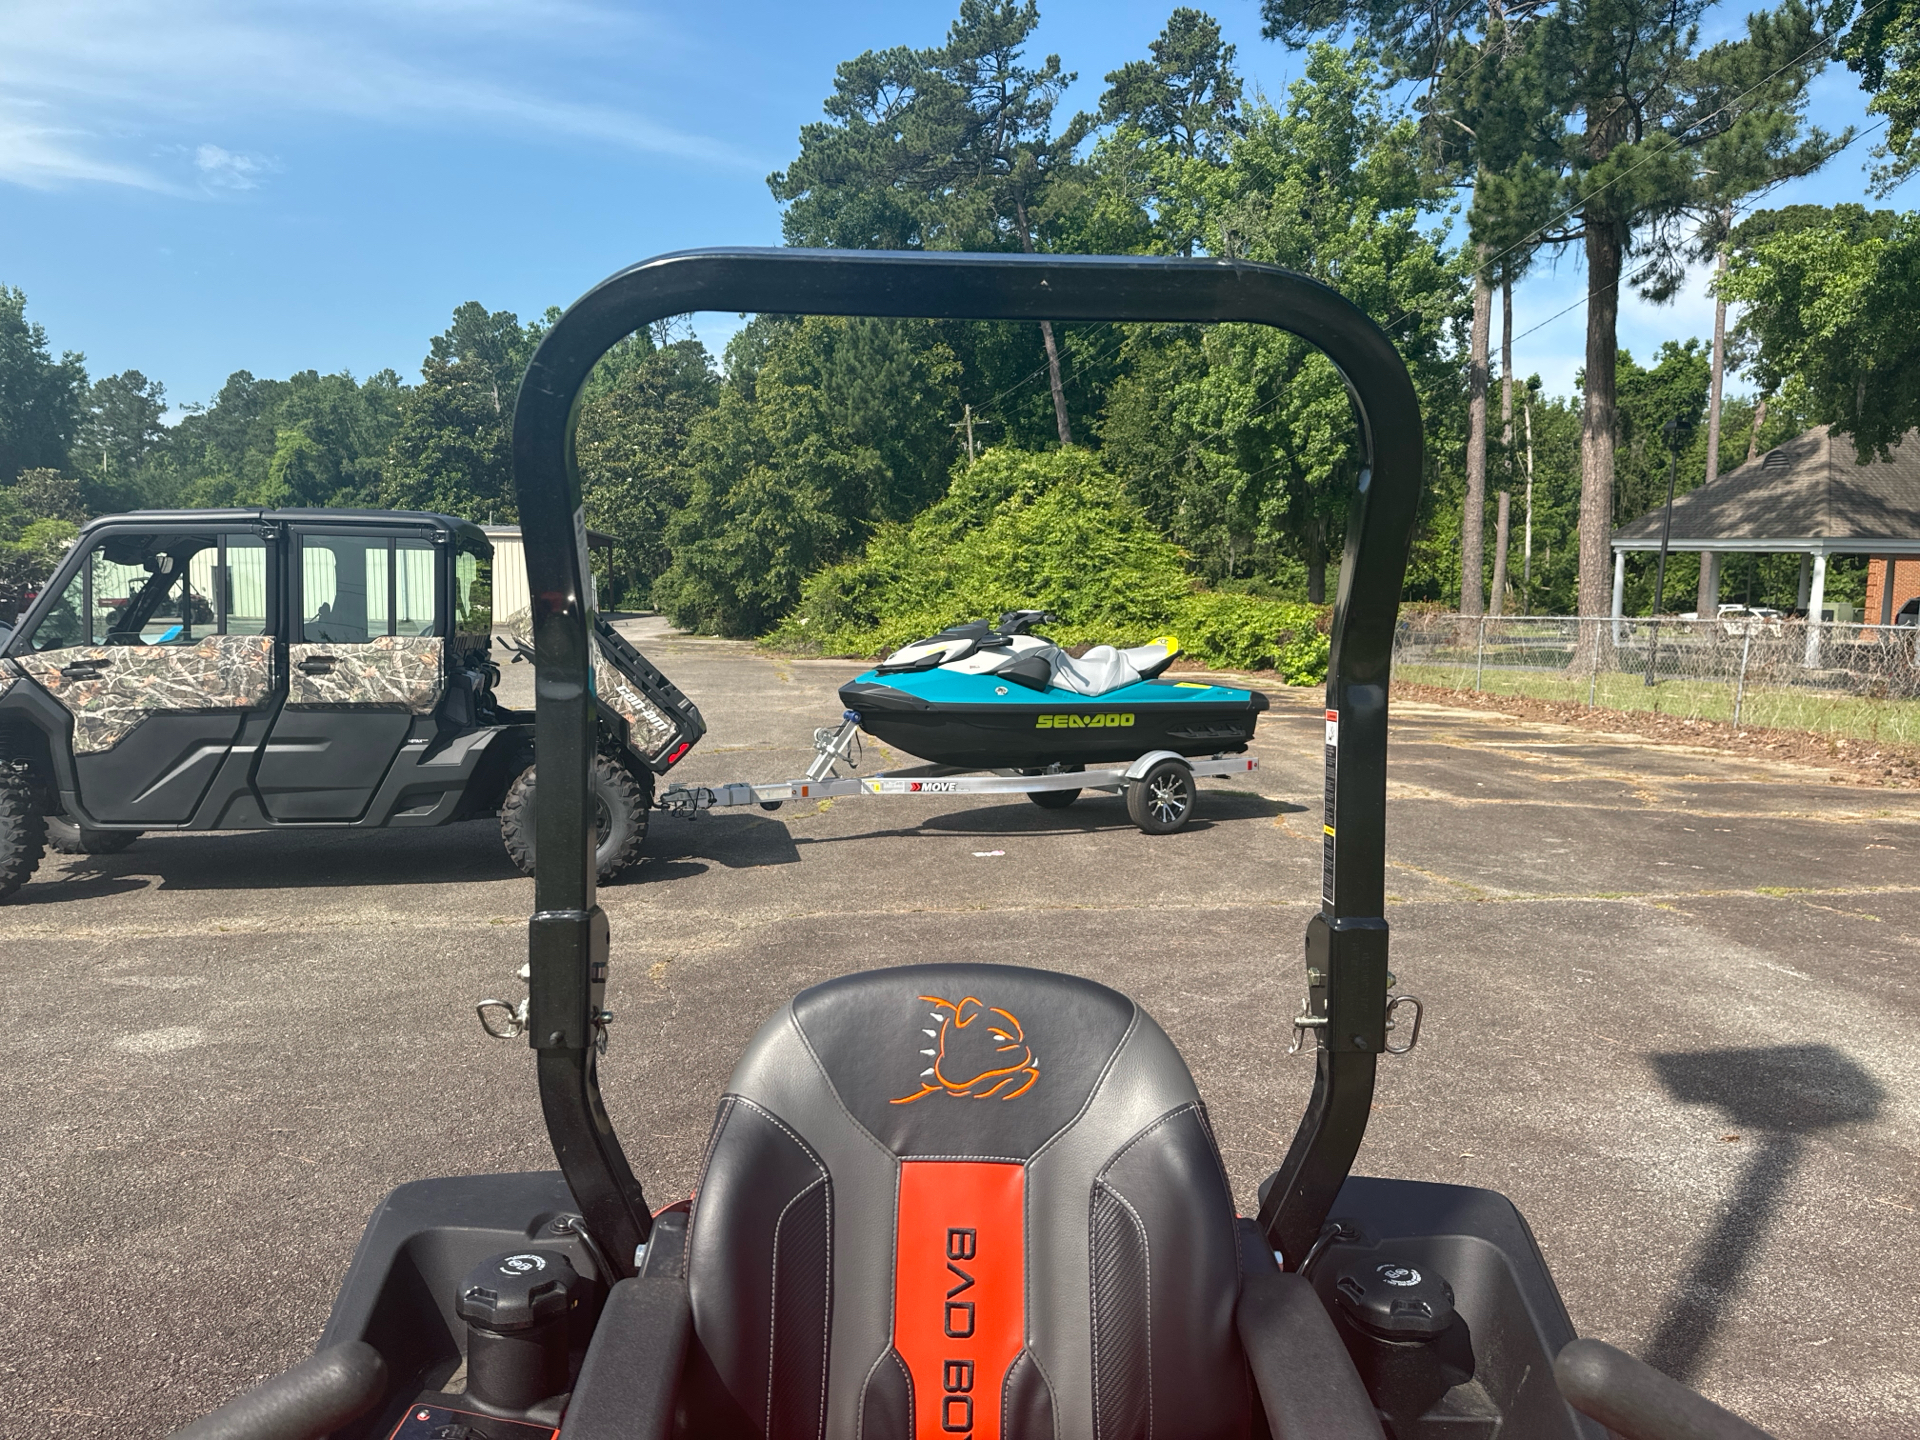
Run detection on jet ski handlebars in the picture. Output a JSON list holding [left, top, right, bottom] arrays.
[[510, 248, 1424, 1277]]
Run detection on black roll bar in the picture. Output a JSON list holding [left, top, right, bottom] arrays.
[[510, 248, 1424, 1276]]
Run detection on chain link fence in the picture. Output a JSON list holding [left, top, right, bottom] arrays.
[[1393, 613, 1920, 746]]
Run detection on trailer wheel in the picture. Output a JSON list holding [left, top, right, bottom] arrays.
[[45, 816, 141, 855], [0, 772, 46, 901], [1023, 764, 1083, 810], [1126, 758, 1194, 835], [501, 756, 653, 883]]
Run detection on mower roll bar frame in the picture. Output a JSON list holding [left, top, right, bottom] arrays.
[[509, 247, 1423, 1278]]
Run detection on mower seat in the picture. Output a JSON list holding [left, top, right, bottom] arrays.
[[673, 963, 1257, 1439]]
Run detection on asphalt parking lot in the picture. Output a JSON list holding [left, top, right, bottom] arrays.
[[3, 616, 1917, 1437]]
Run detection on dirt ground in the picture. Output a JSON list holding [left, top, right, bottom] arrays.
[[1, 619, 1915, 1437]]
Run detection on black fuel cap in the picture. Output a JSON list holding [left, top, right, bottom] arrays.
[[1334, 1255, 1456, 1339], [455, 1251, 577, 1334]]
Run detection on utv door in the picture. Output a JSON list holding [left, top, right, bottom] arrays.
[[11, 525, 277, 824], [255, 528, 445, 821]]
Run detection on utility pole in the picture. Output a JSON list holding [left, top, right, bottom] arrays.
[[952, 403, 977, 463]]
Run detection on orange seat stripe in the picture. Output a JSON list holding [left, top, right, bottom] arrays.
[[894, 1161, 1025, 1440]]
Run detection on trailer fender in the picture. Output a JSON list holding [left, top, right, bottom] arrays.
[[1123, 749, 1188, 781]]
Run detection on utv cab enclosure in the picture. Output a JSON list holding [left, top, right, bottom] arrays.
[[0, 508, 703, 897], [166, 251, 1779, 1440]]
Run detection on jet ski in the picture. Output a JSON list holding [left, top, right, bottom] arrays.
[[839, 610, 1271, 769]]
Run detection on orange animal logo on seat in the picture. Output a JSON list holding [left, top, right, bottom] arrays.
[[892, 995, 1040, 1104]]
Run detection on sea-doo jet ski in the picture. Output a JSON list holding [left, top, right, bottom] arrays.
[[840, 609, 1271, 769]]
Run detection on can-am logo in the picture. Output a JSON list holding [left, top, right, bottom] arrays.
[[892, 995, 1040, 1104], [1035, 712, 1133, 729]]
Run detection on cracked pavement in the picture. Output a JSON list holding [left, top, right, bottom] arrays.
[[3, 616, 1916, 1436]]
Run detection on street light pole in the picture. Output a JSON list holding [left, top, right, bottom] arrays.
[[1645, 418, 1682, 687]]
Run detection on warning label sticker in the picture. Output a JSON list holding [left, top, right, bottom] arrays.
[[1322, 709, 1338, 906]]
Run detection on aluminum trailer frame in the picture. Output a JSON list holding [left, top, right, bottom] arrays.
[[659, 754, 1259, 814], [655, 710, 1258, 831]]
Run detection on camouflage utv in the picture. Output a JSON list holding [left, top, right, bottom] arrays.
[[0, 509, 704, 900]]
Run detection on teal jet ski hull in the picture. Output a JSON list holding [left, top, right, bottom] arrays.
[[840, 668, 1270, 769]]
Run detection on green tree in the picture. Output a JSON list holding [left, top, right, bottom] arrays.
[[1093, 8, 1245, 257], [76, 370, 168, 483], [381, 303, 538, 519], [1838, 0, 1920, 190], [1609, 339, 1710, 524], [382, 355, 516, 518], [1262, 0, 1841, 626], [1542, 0, 1838, 625], [0, 286, 87, 485], [164, 368, 403, 509], [575, 339, 720, 604], [771, 0, 1089, 442], [651, 316, 962, 635], [0, 469, 84, 610], [1101, 43, 1466, 602], [1721, 203, 1920, 457]]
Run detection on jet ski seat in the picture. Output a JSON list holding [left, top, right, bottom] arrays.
[[672, 963, 1380, 1438], [877, 624, 1180, 697], [1047, 638, 1178, 695]]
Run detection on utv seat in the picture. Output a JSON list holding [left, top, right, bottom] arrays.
[[652, 963, 1381, 1440]]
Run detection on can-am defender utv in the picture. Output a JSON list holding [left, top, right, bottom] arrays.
[[0, 509, 704, 898], [169, 252, 1778, 1440]]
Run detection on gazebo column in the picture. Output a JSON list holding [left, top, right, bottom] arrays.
[[1883, 558, 1898, 627], [1611, 549, 1626, 642], [1804, 551, 1829, 666], [1796, 554, 1812, 611], [1696, 552, 1720, 618]]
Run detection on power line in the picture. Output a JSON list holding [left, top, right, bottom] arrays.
[[1505, 115, 1891, 349], [1389, 0, 1890, 338]]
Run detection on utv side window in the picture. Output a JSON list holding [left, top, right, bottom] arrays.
[[395, 540, 436, 637], [30, 568, 87, 652], [452, 543, 492, 642], [298, 533, 439, 642], [191, 534, 270, 636], [29, 533, 224, 650], [28, 532, 274, 652]]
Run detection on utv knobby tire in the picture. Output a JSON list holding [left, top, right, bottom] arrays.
[[1126, 758, 1195, 835], [0, 774, 46, 901], [501, 756, 651, 883], [45, 816, 141, 855]]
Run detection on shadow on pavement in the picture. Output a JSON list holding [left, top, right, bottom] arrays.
[[1644, 1044, 1885, 1381], [6, 872, 153, 904], [781, 787, 1294, 846], [638, 813, 803, 870], [33, 822, 525, 890]]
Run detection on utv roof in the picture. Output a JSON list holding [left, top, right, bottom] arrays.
[[76, 508, 492, 553]]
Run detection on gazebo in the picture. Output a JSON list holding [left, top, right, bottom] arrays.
[[1611, 424, 1920, 663]]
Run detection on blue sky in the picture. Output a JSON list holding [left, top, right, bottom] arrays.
[[2, 0, 1906, 417]]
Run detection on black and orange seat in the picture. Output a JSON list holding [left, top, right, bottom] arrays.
[[669, 962, 1254, 1440]]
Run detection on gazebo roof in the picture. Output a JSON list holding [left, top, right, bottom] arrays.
[[1611, 424, 1920, 552]]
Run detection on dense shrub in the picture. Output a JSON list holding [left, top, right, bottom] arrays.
[[769, 446, 1330, 684]]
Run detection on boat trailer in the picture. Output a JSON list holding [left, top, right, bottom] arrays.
[[656, 711, 1260, 835]]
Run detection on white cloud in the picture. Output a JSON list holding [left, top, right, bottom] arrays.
[[0, 0, 753, 194], [0, 115, 178, 191], [194, 143, 274, 190]]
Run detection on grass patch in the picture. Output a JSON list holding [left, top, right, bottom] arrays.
[[1398, 663, 1920, 747]]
